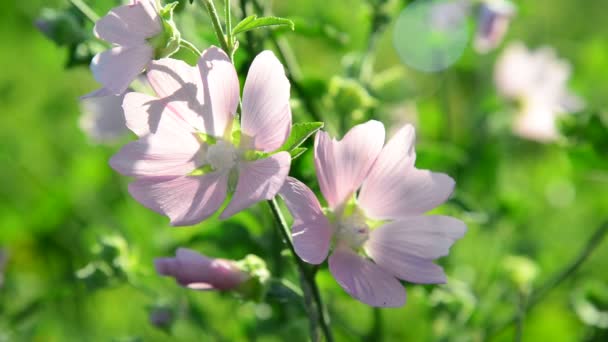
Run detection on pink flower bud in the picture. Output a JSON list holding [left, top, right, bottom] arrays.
[[154, 248, 249, 291], [474, 0, 516, 53]]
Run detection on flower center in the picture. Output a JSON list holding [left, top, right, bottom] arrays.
[[336, 211, 370, 249], [205, 140, 237, 171]]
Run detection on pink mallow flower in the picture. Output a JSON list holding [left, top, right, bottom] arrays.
[[494, 42, 584, 141], [91, 0, 163, 95], [110, 47, 291, 225], [278, 121, 466, 307], [155, 248, 249, 290]]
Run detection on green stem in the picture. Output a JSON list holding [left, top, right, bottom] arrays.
[[179, 39, 202, 56], [486, 220, 608, 339], [225, 0, 233, 39], [69, 0, 100, 23], [359, 1, 388, 85], [200, 0, 231, 56], [267, 198, 334, 342]]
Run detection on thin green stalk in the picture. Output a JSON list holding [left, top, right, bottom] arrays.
[[179, 39, 202, 56], [486, 221, 608, 339], [359, 1, 389, 85], [267, 198, 334, 342], [69, 0, 100, 23], [225, 0, 233, 40], [200, 0, 231, 55]]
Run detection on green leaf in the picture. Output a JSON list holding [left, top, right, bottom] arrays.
[[289, 147, 307, 160], [278, 122, 324, 153], [232, 15, 295, 35]]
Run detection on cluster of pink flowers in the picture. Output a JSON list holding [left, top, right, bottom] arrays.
[[87, 0, 466, 307]]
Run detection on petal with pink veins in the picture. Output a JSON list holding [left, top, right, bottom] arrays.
[[94, 0, 161, 46], [328, 245, 406, 307], [146, 58, 210, 133], [278, 177, 332, 264], [364, 216, 466, 284], [314, 120, 385, 209], [241, 51, 291, 152], [359, 126, 454, 218], [197, 47, 240, 138], [128, 172, 229, 226], [220, 152, 291, 219], [109, 132, 201, 177], [91, 45, 154, 95]]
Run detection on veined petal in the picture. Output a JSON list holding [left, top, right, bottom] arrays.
[[359, 124, 453, 219], [241, 51, 291, 152], [146, 58, 209, 133], [129, 172, 229, 226], [220, 152, 291, 219], [94, 0, 161, 46], [278, 177, 331, 264], [147, 58, 202, 99], [358, 125, 453, 218], [314, 120, 385, 209], [197, 47, 240, 138], [364, 216, 466, 284], [109, 133, 201, 177], [328, 245, 406, 307], [91, 45, 153, 95]]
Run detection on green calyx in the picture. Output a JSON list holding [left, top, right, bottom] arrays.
[[148, 2, 181, 58], [234, 255, 271, 302]]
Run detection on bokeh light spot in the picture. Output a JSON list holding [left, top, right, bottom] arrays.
[[393, 0, 470, 72]]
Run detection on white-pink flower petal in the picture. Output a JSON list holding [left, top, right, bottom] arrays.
[[79, 91, 128, 143], [109, 133, 201, 177], [93, 0, 161, 46], [220, 152, 291, 219], [358, 124, 454, 219], [365, 216, 466, 284], [278, 177, 332, 264], [197, 47, 240, 138], [129, 172, 229, 226], [314, 120, 385, 209], [91, 45, 154, 95], [328, 245, 406, 307], [241, 51, 292, 152]]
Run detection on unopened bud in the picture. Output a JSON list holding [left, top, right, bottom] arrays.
[[474, 0, 516, 54]]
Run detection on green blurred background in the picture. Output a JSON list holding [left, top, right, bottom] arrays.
[[1, 0, 608, 341]]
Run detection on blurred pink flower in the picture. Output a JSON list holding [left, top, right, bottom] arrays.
[[110, 47, 291, 225], [79, 88, 129, 144], [474, 0, 516, 53], [91, 0, 162, 95], [155, 248, 249, 290], [495, 42, 584, 141], [279, 121, 466, 307]]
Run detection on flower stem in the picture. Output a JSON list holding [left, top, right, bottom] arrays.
[[200, 0, 232, 56], [69, 0, 100, 23], [179, 39, 202, 56], [486, 220, 608, 339], [225, 0, 233, 39], [267, 197, 334, 342]]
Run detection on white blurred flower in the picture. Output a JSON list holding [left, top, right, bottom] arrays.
[[494, 42, 584, 141], [474, 0, 516, 54], [79, 88, 129, 144]]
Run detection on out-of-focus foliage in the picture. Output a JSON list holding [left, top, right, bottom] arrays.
[[1, 0, 608, 341]]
